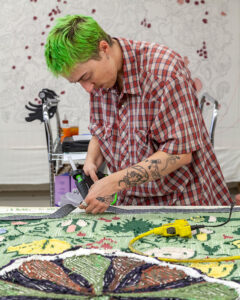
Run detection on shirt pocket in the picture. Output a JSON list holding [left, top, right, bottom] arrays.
[[93, 124, 116, 170]]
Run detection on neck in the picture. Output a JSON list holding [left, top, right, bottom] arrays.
[[112, 39, 123, 90]]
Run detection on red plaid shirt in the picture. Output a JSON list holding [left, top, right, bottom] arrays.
[[89, 38, 232, 206]]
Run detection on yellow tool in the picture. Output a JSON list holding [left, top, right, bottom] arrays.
[[129, 203, 240, 263], [152, 219, 192, 238]]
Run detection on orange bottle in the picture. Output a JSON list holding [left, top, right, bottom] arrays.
[[70, 126, 79, 136], [61, 115, 71, 142]]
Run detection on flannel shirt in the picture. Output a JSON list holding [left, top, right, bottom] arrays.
[[89, 37, 232, 206]]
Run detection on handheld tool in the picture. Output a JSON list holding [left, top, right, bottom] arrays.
[[68, 156, 117, 205], [152, 219, 192, 238]]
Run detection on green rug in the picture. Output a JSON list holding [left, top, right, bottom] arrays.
[[0, 207, 240, 299]]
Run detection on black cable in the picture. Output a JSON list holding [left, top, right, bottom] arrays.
[[191, 202, 235, 230]]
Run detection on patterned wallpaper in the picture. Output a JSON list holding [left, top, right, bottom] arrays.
[[0, 0, 239, 184]]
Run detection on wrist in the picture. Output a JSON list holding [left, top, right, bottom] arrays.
[[86, 154, 104, 168], [109, 171, 125, 193]]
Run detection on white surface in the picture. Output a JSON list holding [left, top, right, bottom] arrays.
[[63, 152, 87, 163], [72, 134, 92, 141], [214, 147, 240, 182], [0, 0, 239, 184]]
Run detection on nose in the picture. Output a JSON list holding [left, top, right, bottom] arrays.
[[80, 81, 94, 93]]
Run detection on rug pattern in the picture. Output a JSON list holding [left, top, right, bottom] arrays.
[[0, 208, 240, 299]]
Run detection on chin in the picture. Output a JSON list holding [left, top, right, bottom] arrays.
[[103, 83, 113, 89], [110, 80, 118, 89], [101, 79, 116, 89]]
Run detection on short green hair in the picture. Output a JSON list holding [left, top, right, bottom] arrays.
[[45, 15, 112, 77]]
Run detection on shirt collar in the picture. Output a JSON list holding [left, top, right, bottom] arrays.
[[114, 37, 142, 96]]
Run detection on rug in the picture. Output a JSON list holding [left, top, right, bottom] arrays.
[[0, 207, 240, 299]]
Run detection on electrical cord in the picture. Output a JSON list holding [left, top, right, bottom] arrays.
[[128, 203, 240, 263], [190, 202, 235, 231]]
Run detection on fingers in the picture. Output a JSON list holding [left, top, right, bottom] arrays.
[[79, 203, 87, 210], [89, 169, 99, 182], [79, 200, 88, 210], [83, 165, 98, 182], [79, 199, 90, 210], [89, 205, 107, 215], [79, 199, 108, 214], [85, 202, 108, 214]]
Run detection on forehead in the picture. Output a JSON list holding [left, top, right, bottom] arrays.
[[66, 62, 87, 83], [66, 60, 96, 82]]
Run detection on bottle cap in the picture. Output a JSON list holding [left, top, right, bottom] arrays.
[[62, 114, 69, 124]]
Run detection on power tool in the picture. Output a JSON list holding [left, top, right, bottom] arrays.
[[68, 156, 117, 205], [153, 219, 193, 238], [129, 202, 236, 263], [71, 168, 106, 199]]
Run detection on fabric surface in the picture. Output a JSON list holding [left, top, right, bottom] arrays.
[[89, 37, 232, 207], [0, 207, 240, 299]]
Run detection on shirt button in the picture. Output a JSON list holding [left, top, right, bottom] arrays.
[[118, 101, 127, 109]]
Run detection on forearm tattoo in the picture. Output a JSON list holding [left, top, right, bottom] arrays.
[[97, 194, 115, 204], [145, 159, 162, 180], [119, 154, 181, 188], [161, 154, 181, 171], [118, 165, 149, 188]]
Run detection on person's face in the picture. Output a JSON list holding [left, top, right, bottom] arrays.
[[66, 41, 119, 93]]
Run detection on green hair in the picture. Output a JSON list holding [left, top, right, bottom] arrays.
[[45, 15, 112, 77]]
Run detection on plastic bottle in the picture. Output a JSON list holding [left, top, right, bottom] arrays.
[[61, 114, 71, 142], [70, 117, 79, 136]]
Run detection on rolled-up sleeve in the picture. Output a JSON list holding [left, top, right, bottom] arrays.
[[150, 74, 204, 154]]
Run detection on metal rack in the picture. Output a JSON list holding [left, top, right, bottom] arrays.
[[200, 92, 219, 146], [39, 89, 86, 206]]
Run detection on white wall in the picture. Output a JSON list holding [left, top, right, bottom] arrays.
[[0, 0, 239, 184]]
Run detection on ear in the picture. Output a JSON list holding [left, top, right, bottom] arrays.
[[99, 40, 110, 53]]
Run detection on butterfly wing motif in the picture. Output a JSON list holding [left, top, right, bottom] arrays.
[[0, 248, 239, 299]]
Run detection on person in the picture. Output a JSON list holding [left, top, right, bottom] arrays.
[[45, 14, 233, 214]]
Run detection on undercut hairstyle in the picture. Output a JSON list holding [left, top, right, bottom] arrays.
[[45, 15, 112, 77]]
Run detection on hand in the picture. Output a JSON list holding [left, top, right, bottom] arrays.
[[79, 176, 116, 214], [83, 161, 98, 182]]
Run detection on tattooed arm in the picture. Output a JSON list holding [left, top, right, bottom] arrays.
[[117, 151, 191, 189], [80, 151, 192, 214]]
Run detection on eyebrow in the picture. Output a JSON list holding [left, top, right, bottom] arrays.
[[76, 72, 87, 82]]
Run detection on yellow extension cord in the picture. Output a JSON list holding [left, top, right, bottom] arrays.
[[128, 229, 240, 263]]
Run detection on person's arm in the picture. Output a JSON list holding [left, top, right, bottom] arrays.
[[81, 150, 192, 213], [83, 135, 104, 182]]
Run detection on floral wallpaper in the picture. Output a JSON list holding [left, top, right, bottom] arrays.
[[0, 0, 239, 184]]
